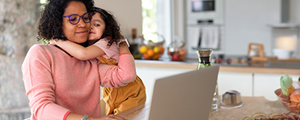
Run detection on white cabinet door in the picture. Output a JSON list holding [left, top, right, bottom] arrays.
[[218, 72, 253, 97], [254, 74, 300, 101]]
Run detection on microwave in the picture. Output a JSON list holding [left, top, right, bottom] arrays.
[[192, 0, 215, 12], [186, 0, 223, 25]]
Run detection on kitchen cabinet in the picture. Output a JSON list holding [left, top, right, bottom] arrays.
[[136, 66, 254, 101], [134, 60, 300, 101], [217, 72, 253, 96], [254, 73, 300, 101]]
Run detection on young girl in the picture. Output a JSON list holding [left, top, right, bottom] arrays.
[[51, 7, 146, 115]]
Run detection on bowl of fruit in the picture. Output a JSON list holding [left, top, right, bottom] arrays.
[[167, 47, 186, 61], [167, 36, 186, 61], [275, 75, 300, 114], [138, 39, 165, 60]]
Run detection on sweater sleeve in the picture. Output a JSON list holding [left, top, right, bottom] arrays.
[[99, 53, 136, 87], [22, 45, 70, 120]]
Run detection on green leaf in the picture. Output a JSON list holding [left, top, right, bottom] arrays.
[[280, 75, 293, 96], [41, 38, 49, 44]]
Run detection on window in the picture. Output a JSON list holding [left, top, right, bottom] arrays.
[[142, 0, 158, 42], [40, 0, 47, 4], [39, 0, 48, 10], [37, 0, 48, 17], [142, 0, 171, 45]]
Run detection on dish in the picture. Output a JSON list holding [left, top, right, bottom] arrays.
[[275, 88, 300, 114], [243, 112, 300, 120]]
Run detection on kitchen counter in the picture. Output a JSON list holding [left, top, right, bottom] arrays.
[[116, 96, 290, 120], [209, 96, 288, 120], [135, 59, 300, 75], [135, 59, 300, 101]]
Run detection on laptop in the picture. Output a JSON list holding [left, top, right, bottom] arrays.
[[147, 65, 220, 120]]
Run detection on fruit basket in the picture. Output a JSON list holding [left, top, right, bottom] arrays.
[[138, 33, 165, 60], [275, 75, 300, 114], [139, 44, 164, 60], [167, 36, 186, 61], [275, 88, 300, 114]]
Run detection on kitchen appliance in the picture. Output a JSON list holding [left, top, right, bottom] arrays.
[[186, 0, 224, 25], [273, 49, 291, 59], [192, 0, 215, 12], [221, 90, 243, 108], [186, 0, 224, 59], [273, 36, 298, 59]]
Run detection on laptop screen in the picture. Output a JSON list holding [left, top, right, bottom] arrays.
[[148, 66, 219, 120]]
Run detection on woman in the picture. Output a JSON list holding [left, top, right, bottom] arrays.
[[50, 7, 146, 115], [22, 0, 134, 120]]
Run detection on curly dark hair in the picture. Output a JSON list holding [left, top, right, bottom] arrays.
[[37, 0, 94, 43], [93, 7, 123, 47]]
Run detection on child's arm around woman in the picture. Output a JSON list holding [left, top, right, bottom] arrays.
[[51, 40, 106, 60]]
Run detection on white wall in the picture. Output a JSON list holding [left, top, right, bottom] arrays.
[[224, 0, 300, 57], [94, 0, 300, 57], [224, 0, 281, 56], [94, 0, 142, 39], [183, 0, 300, 57]]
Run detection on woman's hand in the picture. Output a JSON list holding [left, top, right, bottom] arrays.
[[92, 114, 128, 120], [67, 113, 127, 120]]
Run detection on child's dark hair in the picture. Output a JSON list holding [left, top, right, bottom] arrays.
[[92, 7, 123, 46]]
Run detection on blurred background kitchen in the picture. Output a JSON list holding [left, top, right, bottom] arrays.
[[1, 0, 300, 119]]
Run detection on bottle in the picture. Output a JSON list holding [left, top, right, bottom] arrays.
[[132, 28, 137, 40], [196, 49, 212, 69], [196, 49, 218, 111]]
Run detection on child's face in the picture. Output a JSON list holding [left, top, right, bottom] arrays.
[[89, 13, 105, 41]]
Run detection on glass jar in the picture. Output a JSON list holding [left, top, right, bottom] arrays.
[[196, 49, 212, 69], [196, 49, 218, 111]]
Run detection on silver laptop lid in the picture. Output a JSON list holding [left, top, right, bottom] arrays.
[[148, 65, 219, 120]]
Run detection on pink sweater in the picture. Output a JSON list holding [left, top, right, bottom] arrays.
[[93, 38, 119, 62], [22, 44, 136, 120]]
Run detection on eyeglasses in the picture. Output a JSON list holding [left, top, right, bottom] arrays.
[[62, 13, 93, 25]]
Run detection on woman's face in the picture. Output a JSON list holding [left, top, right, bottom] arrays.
[[62, 1, 91, 44], [88, 13, 106, 41]]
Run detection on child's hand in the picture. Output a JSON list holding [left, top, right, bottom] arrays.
[[118, 39, 130, 48], [119, 40, 131, 54]]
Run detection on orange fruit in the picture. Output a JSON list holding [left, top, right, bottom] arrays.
[[159, 46, 165, 54], [152, 54, 160, 60], [143, 54, 150, 60], [147, 49, 155, 58]]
